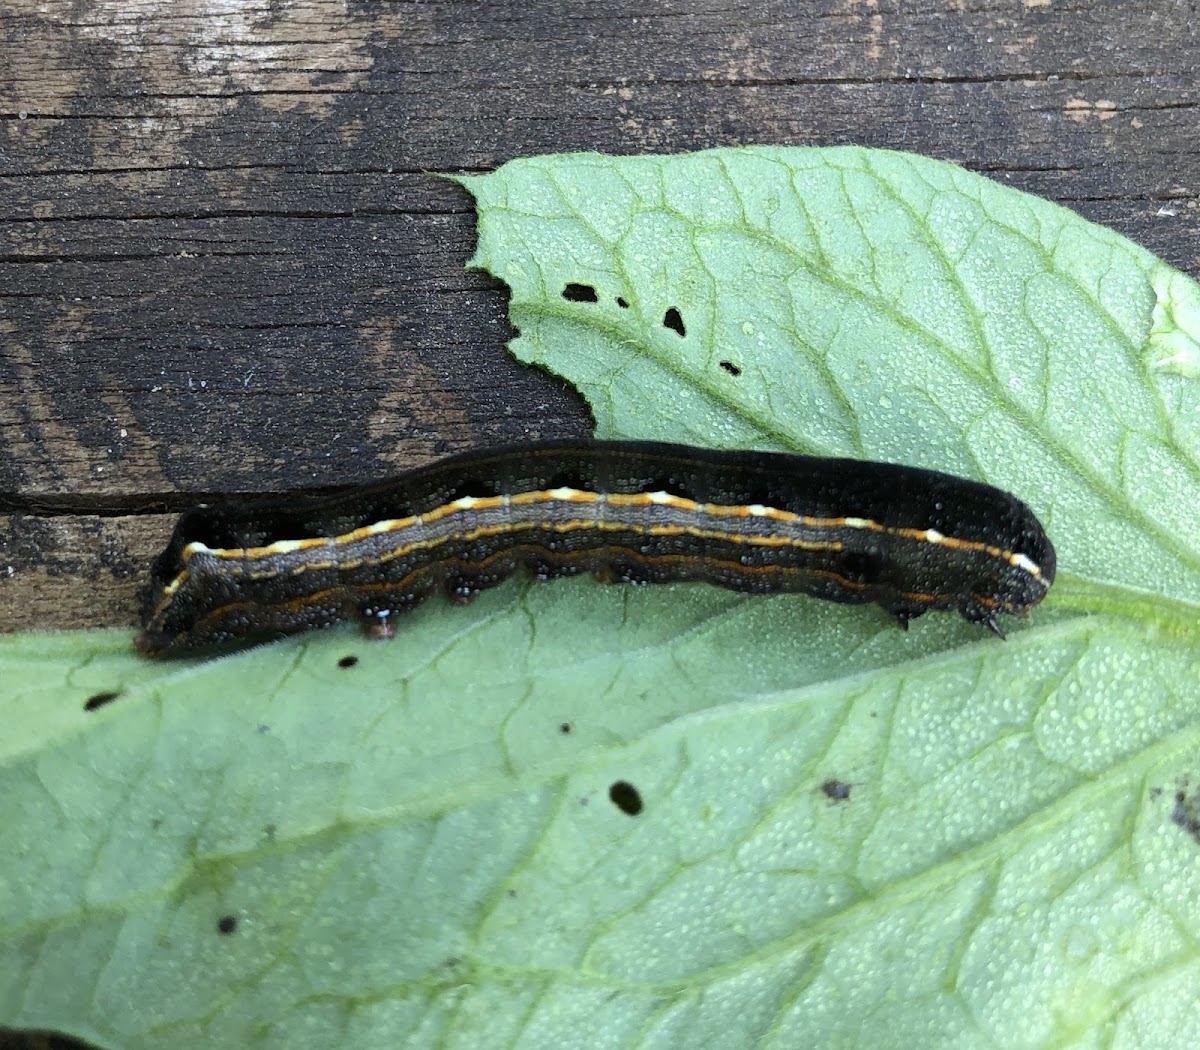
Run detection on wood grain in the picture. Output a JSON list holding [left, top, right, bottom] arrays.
[[4, 1, 1197, 646]]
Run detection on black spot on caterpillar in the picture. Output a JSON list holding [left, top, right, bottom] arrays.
[[136, 440, 1055, 657]]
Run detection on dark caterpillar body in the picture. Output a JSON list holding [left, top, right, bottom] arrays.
[[137, 441, 1055, 656]]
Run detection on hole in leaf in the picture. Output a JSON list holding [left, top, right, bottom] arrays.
[[84, 691, 121, 712], [662, 307, 686, 337], [560, 721, 573, 734], [609, 780, 643, 816], [338, 655, 358, 669], [719, 360, 742, 376], [615, 296, 629, 308], [217, 915, 238, 935], [562, 282, 598, 303], [822, 779, 852, 803], [1172, 777, 1200, 844]]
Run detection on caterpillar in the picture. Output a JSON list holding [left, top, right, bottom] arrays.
[[136, 441, 1055, 656]]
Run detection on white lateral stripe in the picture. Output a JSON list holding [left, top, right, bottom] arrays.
[[261, 538, 309, 554], [1011, 552, 1043, 578]]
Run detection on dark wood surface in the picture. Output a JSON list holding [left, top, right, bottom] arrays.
[[4, 1, 1199, 643], [2, 1, 1198, 1046]]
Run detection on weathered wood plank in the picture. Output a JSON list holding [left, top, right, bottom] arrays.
[[1, 0, 1197, 635]]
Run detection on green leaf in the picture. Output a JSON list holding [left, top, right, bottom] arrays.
[[4, 147, 1199, 1050], [457, 147, 1200, 616]]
